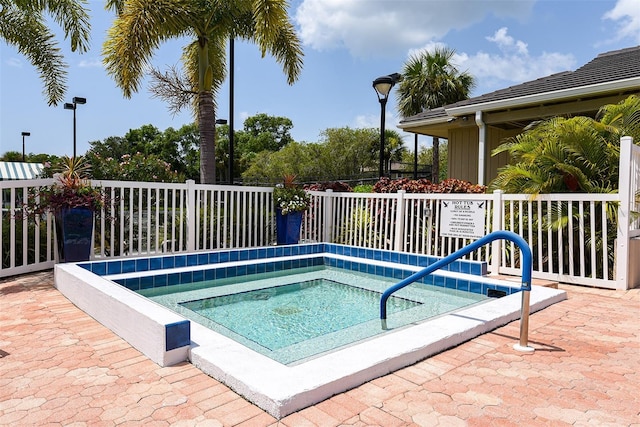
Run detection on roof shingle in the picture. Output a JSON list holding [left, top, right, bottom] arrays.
[[401, 46, 640, 124]]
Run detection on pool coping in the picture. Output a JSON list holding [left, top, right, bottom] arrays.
[[187, 284, 566, 418], [55, 263, 191, 367], [54, 260, 566, 418]]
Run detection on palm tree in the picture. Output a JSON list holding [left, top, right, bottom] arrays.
[[102, 0, 303, 184], [383, 129, 407, 175], [396, 46, 474, 182], [0, 0, 91, 106]]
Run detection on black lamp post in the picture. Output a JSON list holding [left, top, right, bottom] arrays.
[[372, 73, 401, 178], [215, 119, 228, 182], [21, 131, 30, 162], [228, 37, 235, 185], [63, 96, 87, 159]]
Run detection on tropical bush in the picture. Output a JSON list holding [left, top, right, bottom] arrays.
[[273, 174, 311, 215], [490, 95, 640, 194], [374, 177, 486, 194], [305, 181, 353, 192], [23, 156, 107, 216], [89, 152, 184, 183], [490, 95, 640, 279], [353, 184, 373, 193]]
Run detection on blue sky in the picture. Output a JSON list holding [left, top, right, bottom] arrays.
[[1, 0, 639, 158]]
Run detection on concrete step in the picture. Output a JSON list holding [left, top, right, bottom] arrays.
[[493, 274, 558, 289]]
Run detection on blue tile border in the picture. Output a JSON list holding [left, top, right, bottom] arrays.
[[165, 320, 190, 351], [83, 243, 505, 296], [83, 243, 330, 276]]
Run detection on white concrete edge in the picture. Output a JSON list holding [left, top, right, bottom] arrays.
[[54, 263, 189, 367], [189, 285, 567, 418], [54, 260, 564, 418]]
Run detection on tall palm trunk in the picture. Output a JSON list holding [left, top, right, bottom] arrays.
[[198, 90, 216, 184], [432, 137, 440, 183]]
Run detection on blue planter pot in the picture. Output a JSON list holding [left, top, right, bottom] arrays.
[[276, 210, 303, 245], [55, 207, 94, 262]]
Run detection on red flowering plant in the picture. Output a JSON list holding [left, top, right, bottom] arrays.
[[23, 156, 108, 216]]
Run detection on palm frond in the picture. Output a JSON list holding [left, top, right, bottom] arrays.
[[148, 65, 197, 115], [44, 0, 91, 53], [238, 0, 303, 85], [3, 14, 68, 105], [0, 0, 90, 105], [395, 46, 474, 118], [597, 94, 640, 142], [102, 0, 193, 97]]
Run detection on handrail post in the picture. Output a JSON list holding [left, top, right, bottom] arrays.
[[513, 289, 533, 352], [379, 230, 534, 352]]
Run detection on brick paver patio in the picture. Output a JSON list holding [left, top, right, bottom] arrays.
[[1, 270, 638, 426]]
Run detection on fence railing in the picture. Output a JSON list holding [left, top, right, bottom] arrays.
[[2, 178, 57, 276], [1, 180, 277, 278], [2, 137, 637, 289], [301, 189, 623, 288]]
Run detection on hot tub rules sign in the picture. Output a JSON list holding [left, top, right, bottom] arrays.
[[440, 200, 486, 239]]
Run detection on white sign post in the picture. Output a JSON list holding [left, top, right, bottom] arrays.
[[440, 200, 486, 239]]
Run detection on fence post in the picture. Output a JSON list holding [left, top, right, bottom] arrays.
[[616, 136, 633, 290], [323, 189, 334, 243], [490, 190, 503, 275], [394, 190, 406, 252], [186, 179, 196, 252]]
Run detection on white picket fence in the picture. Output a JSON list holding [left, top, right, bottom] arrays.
[[0, 180, 277, 278], [2, 137, 638, 289], [300, 137, 639, 290]]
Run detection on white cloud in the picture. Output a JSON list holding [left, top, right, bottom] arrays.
[[407, 41, 447, 61], [354, 113, 401, 134], [603, 0, 640, 43], [486, 27, 528, 55], [404, 28, 575, 92], [295, 0, 535, 57], [354, 114, 377, 129], [454, 28, 575, 90], [78, 58, 103, 68], [6, 58, 22, 67]]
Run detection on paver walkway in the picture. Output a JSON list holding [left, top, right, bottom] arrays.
[[1, 271, 639, 426]]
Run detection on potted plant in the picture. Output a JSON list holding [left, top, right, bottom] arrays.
[[273, 174, 311, 245], [24, 156, 107, 262]]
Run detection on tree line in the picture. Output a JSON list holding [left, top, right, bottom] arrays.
[[3, 113, 440, 185]]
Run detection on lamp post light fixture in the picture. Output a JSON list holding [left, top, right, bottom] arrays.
[[63, 96, 87, 159], [372, 73, 401, 178], [21, 131, 30, 162]]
